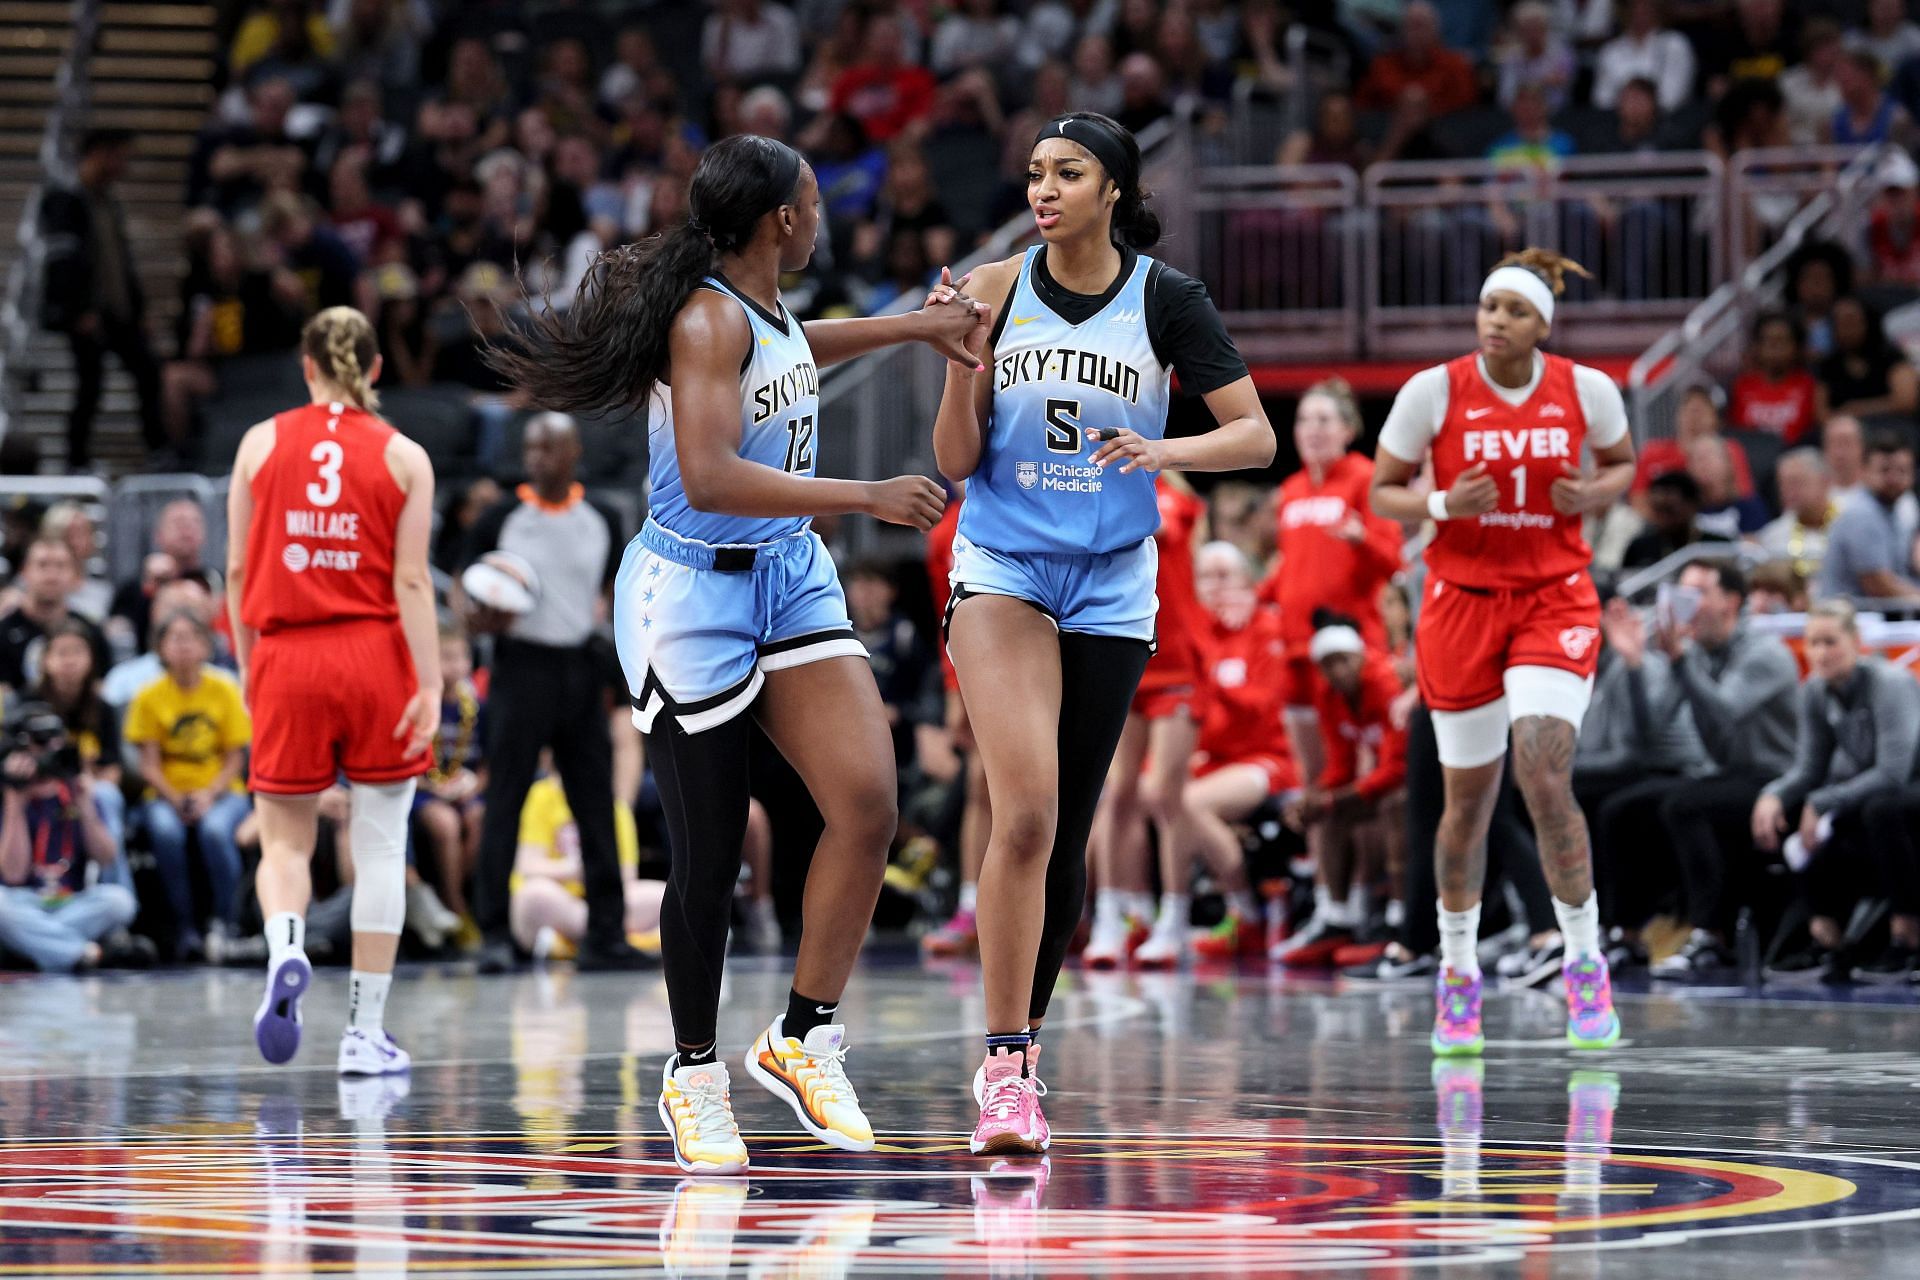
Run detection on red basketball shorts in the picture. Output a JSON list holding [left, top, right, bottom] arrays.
[[248, 618, 429, 795], [1415, 570, 1601, 714]]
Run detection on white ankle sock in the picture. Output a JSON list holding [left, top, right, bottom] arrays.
[[348, 970, 391, 1035], [1155, 893, 1189, 936], [265, 912, 304, 962], [1093, 888, 1125, 926], [1126, 891, 1156, 922], [1439, 901, 1482, 977], [1553, 893, 1602, 960], [958, 882, 978, 913]]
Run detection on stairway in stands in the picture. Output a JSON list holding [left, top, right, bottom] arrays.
[[0, 1, 214, 475]]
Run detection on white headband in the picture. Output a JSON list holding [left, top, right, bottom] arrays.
[[1309, 625, 1365, 664], [1481, 266, 1555, 324]]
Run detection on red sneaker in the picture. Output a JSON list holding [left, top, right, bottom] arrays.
[[1331, 940, 1387, 969], [1194, 914, 1264, 961]]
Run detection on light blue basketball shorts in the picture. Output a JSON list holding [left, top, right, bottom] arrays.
[[946, 532, 1159, 642], [614, 519, 867, 735]]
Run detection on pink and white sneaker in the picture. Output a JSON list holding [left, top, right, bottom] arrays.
[[970, 1051, 1050, 1155]]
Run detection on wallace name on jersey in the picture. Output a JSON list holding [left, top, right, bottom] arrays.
[[996, 347, 1143, 404], [285, 510, 361, 541], [749, 361, 820, 425]]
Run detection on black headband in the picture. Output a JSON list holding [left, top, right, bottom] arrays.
[[688, 137, 804, 242], [1032, 115, 1136, 194]]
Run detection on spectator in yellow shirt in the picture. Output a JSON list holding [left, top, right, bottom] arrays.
[[509, 763, 662, 962], [126, 610, 252, 960]]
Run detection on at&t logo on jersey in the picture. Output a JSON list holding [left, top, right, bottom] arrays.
[[1559, 626, 1599, 659], [281, 541, 361, 573]]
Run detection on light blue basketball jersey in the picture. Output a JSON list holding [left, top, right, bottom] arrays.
[[646, 276, 820, 546], [958, 247, 1172, 556]]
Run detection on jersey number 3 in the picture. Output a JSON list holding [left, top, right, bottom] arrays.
[[783, 414, 816, 474], [307, 440, 344, 507], [1044, 398, 1081, 454]]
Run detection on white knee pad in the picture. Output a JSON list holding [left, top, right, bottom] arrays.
[[1503, 665, 1594, 730], [1431, 699, 1510, 769], [349, 779, 416, 936]]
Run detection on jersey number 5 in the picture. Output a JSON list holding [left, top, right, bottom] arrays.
[[783, 414, 816, 474], [308, 440, 344, 507], [1044, 398, 1081, 454]]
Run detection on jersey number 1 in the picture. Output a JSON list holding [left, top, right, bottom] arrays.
[[308, 440, 344, 507], [1509, 465, 1526, 509], [783, 414, 816, 473]]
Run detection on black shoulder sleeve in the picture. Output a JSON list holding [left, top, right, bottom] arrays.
[[459, 496, 515, 570], [1146, 260, 1249, 397]]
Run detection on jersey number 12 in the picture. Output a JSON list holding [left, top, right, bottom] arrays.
[[783, 414, 816, 473]]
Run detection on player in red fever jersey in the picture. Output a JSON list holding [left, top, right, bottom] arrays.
[[226, 307, 441, 1078], [1369, 250, 1635, 1057], [1086, 473, 1210, 969], [1184, 541, 1296, 962], [1259, 378, 1400, 958], [1262, 378, 1401, 768]]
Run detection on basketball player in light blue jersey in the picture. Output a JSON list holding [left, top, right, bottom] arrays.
[[932, 113, 1276, 1154], [496, 135, 985, 1174]]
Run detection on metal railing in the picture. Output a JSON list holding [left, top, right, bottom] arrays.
[[1629, 145, 1894, 446], [0, 0, 102, 454], [1220, 26, 1352, 169], [1361, 152, 1724, 361], [1178, 162, 1359, 363], [1727, 145, 1873, 280]]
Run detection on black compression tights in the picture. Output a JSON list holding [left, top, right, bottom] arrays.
[[646, 710, 753, 1053], [1029, 631, 1153, 1025]]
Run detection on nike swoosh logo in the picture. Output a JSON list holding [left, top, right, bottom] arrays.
[[1465, 407, 1493, 419], [1011, 315, 1040, 325], [814, 1005, 836, 1015]]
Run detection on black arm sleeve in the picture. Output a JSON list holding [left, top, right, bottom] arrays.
[[1145, 261, 1249, 397], [459, 496, 515, 571]]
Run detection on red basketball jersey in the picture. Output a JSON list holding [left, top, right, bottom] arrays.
[[242, 400, 405, 633], [1425, 352, 1593, 591], [1266, 451, 1400, 652]]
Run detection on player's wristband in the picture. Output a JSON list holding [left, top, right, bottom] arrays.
[[1427, 489, 1451, 521]]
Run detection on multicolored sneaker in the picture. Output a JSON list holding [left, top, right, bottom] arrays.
[[659, 1178, 748, 1277], [970, 1050, 1050, 1155], [1194, 913, 1265, 961], [744, 1017, 875, 1152], [1563, 953, 1621, 1050], [253, 950, 312, 1065], [658, 1057, 749, 1175], [337, 1028, 410, 1077], [1430, 965, 1484, 1056], [922, 906, 979, 957]]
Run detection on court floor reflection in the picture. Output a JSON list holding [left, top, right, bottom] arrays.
[[1, 954, 1919, 1276]]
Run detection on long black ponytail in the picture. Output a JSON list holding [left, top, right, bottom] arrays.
[[1031, 111, 1160, 249], [489, 134, 805, 415]]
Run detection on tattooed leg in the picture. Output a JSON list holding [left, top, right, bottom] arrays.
[[1510, 715, 1593, 905], [1436, 760, 1504, 913]]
